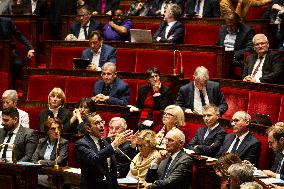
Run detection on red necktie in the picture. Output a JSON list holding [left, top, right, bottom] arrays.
[[251, 56, 264, 77]]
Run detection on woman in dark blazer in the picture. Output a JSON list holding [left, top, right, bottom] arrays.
[[134, 67, 172, 128]]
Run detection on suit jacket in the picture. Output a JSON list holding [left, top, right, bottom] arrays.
[[93, 77, 130, 106], [0, 126, 37, 162], [153, 21, 185, 44], [82, 44, 117, 67], [216, 22, 254, 63], [39, 107, 73, 133], [175, 81, 228, 115], [217, 133, 261, 165], [21, 0, 48, 17], [31, 137, 69, 166], [69, 19, 102, 39], [243, 51, 284, 84], [184, 0, 220, 17], [89, 0, 120, 14], [145, 149, 193, 189], [186, 124, 227, 157], [136, 84, 172, 111], [0, 17, 33, 51], [75, 134, 118, 189], [149, 0, 185, 16], [271, 153, 284, 180]]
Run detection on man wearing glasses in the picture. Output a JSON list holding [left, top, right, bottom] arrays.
[[65, 5, 102, 41], [217, 111, 261, 165], [75, 113, 133, 189], [82, 30, 116, 71], [243, 33, 284, 84], [92, 62, 130, 106]]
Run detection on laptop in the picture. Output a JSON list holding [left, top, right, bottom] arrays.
[[73, 58, 90, 69], [130, 29, 153, 43], [254, 113, 272, 126]]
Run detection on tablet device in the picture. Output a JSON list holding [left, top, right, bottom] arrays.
[[254, 113, 272, 126], [73, 58, 90, 69], [130, 29, 153, 43]]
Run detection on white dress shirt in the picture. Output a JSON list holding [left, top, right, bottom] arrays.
[[193, 83, 209, 114], [78, 21, 90, 41], [227, 131, 249, 153], [251, 55, 266, 83], [91, 46, 102, 71], [165, 21, 177, 38], [0, 125, 20, 162]]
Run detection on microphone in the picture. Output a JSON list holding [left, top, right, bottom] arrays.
[[54, 130, 61, 169]]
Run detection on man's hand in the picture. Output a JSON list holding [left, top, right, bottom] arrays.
[[243, 75, 256, 83], [92, 94, 109, 103], [87, 62, 100, 71], [112, 129, 133, 148], [65, 34, 77, 41], [185, 109, 193, 114], [263, 170, 277, 178], [106, 10, 112, 15], [154, 150, 169, 164], [167, 35, 175, 41], [27, 50, 35, 59], [152, 82, 161, 93], [92, 11, 98, 16]]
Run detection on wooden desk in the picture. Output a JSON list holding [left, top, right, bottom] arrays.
[[0, 163, 40, 189]]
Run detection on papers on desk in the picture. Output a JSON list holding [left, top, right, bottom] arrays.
[[183, 148, 195, 154], [183, 148, 217, 162], [260, 178, 284, 185], [64, 168, 81, 174], [200, 156, 218, 162], [117, 177, 140, 184], [16, 162, 41, 166], [253, 169, 268, 178]]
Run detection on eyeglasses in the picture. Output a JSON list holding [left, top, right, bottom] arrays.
[[163, 112, 174, 117], [230, 119, 240, 123], [94, 120, 105, 125]]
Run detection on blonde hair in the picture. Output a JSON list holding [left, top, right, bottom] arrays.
[[138, 130, 157, 148], [48, 87, 66, 105], [164, 105, 185, 127]]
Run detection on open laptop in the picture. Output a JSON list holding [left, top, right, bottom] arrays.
[[130, 29, 153, 43], [73, 58, 90, 69], [254, 113, 272, 126]]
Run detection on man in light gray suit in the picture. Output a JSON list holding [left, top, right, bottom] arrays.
[[145, 128, 193, 189], [0, 107, 37, 162]]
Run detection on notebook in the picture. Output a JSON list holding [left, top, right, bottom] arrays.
[[254, 113, 272, 126], [130, 29, 153, 43], [73, 58, 90, 69]]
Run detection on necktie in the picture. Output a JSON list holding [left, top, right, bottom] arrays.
[[231, 137, 240, 153], [102, 85, 111, 96], [203, 128, 210, 141], [83, 25, 88, 40], [101, 0, 106, 14], [251, 56, 264, 77], [161, 156, 172, 179], [276, 154, 284, 173], [199, 90, 206, 106], [2, 132, 13, 159]]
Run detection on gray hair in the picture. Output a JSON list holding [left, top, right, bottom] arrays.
[[102, 62, 116, 73], [203, 104, 220, 115], [228, 163, 254, 184], [109, 117, 127, 130], [234, 111, 251, 122], [240, 182, 263, 189], [2, 90, 18, 102], [194, 66, 209, 80], [166, 128, 185, 143], [164, 105, 185, 127], [252, 33, 268, 44]]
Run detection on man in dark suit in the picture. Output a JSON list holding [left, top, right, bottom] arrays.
[[262, 125, 284, 179], [243, 33, 284, 84], [65, 5, 102, 41], [176, 66, 228, 115], [217, 111, 261, 165], [183, 0, 220, 18], [89, 0, 120, 15], [106, 117, 137, 178], [92, 62, 130, 106], [75, 113, 132, 189], [82, 30, 116, 71], [145, 128, 193, 188], [0, 107, 37, 162], [186, 104, 226, 157], [149, 0, 185, 16], [153, 3, 184, 44], [216, 12, 254, 78]]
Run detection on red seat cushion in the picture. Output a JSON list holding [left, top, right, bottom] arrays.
[[68, 142, 79, 168], [65, 76, 99, 103], [116, 49, 136, 72], [245, 5, 269, 20], [278, 95, 284, 122], [254, 134, 274, 170], [184, 24, 220, 45], [247, 91, 281, 124], [50, 47, 85, 70], [222, 88, 249, 120], [124, 79, 138, 105], [181, 122, 203, 145], [27, 75, 66, 101], [19, 106, 45, 130], [0, 72, 8, 96]]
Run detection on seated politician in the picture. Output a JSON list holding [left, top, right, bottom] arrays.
[[103, 7, 133, 41], [75, 113, 133, 189], [127, 129, 159, 185], [176, 66, 228, 115], [65, 5, 102, 41], [153, 3, 184, 44], [92, 62, 130, 106], [127, 0, 154, 16], [70, 97, 96, 135], [217, 111, 261, 165], [243, 33, 284, 84], [106, 117, 138, 178], [39, 87, 73, 133], [131, 67, 172, 129], [149, 0, 185, 16], [82, 30, 116, 71], [0, 90, 29, 128], [186, 104, 226, 157], [0, 107, 37, 162]]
